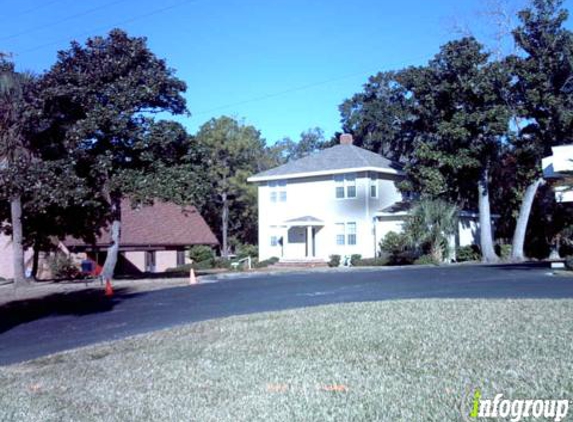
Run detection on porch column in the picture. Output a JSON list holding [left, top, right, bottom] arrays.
[[306, 226, 313, 258]]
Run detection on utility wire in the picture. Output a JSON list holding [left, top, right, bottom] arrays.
[[0, 0, 65, 23], [193, 55, 433, 115], [0, 0, 133, 42], [17, 0, 199, 54]]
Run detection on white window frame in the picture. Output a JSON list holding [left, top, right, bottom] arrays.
[[347, 222, 357, 245], [269, 180, 287, 203], [335, 223, 346, 245], [370, 176, 378, 198], [334, 173, 357, 199], [335, 222, 357, 246]]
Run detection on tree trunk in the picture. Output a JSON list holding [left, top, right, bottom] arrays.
[[511, 177, 544, 262], [430, 241, 443, 263], [478, 165, 499, 263], [101, 195, 122, 281], [31, 240, 40, 280], [10, 196, 27, 286], [221, 192, 229, 259]]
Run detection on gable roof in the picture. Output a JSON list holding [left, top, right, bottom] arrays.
[[64, 199, 218, 249], [248, 144, 403, 182]]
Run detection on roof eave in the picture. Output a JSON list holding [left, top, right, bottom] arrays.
[[247, 166, 404, 183]]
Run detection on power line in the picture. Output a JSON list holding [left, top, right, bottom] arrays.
[[17, 0, 199, 55], [193, 55, 433, 116], [0, 0, 65, 23], [0, 0, 133, 42]]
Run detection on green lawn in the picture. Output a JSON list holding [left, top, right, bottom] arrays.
[[1, 299, 573, 422]]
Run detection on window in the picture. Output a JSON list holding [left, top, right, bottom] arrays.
[[269, 180, 287, 203], [346, 174, 356, 198], [334, 173, 357, 199], [370, 184, 377, 197], [176, 250, 186, 266], [271, 236, 278, 247], [335, 223, 345, 245], [335, 222, 357, 246], [347, 222, 357, 245]]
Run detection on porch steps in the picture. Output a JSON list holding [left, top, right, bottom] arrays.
[[272, 259, 328, 268]]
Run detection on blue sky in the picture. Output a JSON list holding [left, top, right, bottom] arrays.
[[2, 0, 572, 144]]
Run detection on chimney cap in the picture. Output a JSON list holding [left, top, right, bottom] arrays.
[[340, 133, 353, 145]]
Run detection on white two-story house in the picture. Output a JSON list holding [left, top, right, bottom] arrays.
[[248, 134, 480, 262]]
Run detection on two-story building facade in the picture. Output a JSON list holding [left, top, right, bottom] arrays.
[[249, 134, 405, 262], [248, 134, 481, 263]]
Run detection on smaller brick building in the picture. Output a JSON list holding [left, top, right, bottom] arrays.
[[0, 200, 218, 279], [64, 200, 218, 275]]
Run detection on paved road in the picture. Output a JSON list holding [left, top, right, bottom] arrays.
[[0, 263, 571, 365]]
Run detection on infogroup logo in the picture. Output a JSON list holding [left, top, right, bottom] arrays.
[[462, 388, 569, 422]]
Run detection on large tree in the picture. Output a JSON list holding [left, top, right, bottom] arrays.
[[195, 116, 268, 257], [398, 38, 511, 262], [270, 127, 329, 164], [39, 29, 189, 280], [339, 71, 414, 162], [0, 58, 36, 285], [507, 0, 573, 260]]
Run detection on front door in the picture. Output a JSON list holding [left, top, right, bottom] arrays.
[[286, 227, 306, 259]]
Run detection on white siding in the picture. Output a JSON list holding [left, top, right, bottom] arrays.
[[257, 172, 403, 260]]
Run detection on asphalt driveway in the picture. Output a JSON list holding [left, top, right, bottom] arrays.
[[0, 263, 571, 365]]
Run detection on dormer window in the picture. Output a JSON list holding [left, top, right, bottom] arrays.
[[334, 173, 357, 199]]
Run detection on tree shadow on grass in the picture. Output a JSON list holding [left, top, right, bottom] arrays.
[[0, 287, 143, 334]]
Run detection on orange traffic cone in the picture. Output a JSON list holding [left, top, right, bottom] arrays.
[[104, 279, 114, 297], [189, 268, 198, 285]]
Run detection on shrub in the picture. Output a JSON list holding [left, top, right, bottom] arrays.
[[165, 264, 192, 273], [328, 254, 341, 267], [353, 257, 389, 267], [350, 254, 362, 266], [495, 242, 512, 261], [237, 244, 258, 259], [380, 231, 408, 256], [414, 254, 439, 265], [188, 245, 214, 264], [456, 245, 481, 262], [49, 254, 81, 279], [213, 257, 232, 269], [255, 256, 280, 268], [379, 232, 416, 265], [565, 256, 573, 271]]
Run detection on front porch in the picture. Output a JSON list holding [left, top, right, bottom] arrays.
[[280, 216, 325, 262]]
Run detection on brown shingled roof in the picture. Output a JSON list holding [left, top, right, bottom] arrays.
[[65, 199, 218, 249]]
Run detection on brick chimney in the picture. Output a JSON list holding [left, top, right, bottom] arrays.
[[340, 133, 354, 145]]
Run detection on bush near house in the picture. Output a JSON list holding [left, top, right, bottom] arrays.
[[187, 245, 215, 264], [414, 254, 439, 265], [456, 245, 481, 262], [495, 242, 512, 261], [236, 244, 258, 259], [254, 257, 280, 268], [328, 254, 341, 267], [48, 254, 81, 279], [379, 231, 417, 265], [350, 254, 362, 266]]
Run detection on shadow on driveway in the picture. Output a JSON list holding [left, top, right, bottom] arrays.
[[0, 287, 144, 334]]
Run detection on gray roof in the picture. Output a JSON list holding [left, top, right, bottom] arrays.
[[249, 144, 402, 180], [284, 216, 324, 223]]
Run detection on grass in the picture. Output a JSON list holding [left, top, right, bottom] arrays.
[[1, 299, 573, 421]]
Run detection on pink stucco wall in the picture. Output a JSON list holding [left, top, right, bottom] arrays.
[[0, 233, 34, 280]]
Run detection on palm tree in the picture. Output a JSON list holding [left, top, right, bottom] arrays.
[[404, 199, 459, 263], [0, 58, 32, 286]]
